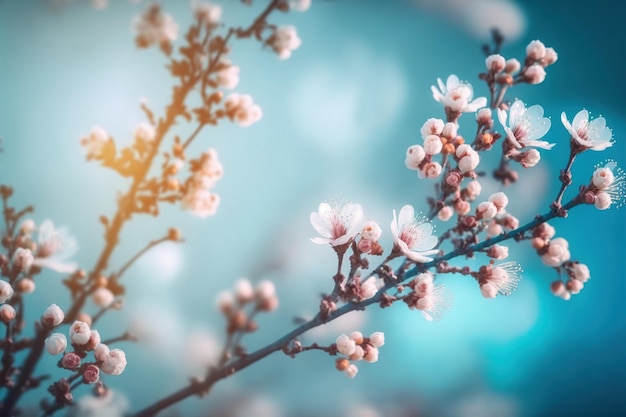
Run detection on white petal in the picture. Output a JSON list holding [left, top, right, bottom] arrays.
[[497, 108, 508, 127], [560, 112, 572, 132], [446, 74, 460, 91], [38, 220, 55, 245], [508, 100, 526, 126], [431, 85, 444, 103], [397, 205, 415, 231], [310, 212, 332, 239], [465, 97, 487, 112], [437, 78, 446, 93], [572, 109, 589, 131], [310, 237, 332, 245], [33, 258, 78, 274]]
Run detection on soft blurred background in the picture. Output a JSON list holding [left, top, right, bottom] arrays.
[[0, 0, 625, 416]]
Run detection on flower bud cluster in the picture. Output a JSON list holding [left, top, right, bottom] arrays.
[[181, 149, 223, 218], [267, 26, 302, 60], [334, 331, 384, 378], [133, 3, 179, 49], [403, 272, 448, 321], [356, 220, 383, 255], [550, 262, 591, 301], [224, 93, 262, 127], [45, 319, 127, 388], [584, 161, 625, 210], [217, 278, 279, 334], [477, 262, 522, 298]]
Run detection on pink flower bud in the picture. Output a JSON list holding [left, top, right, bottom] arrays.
[[542, 47, 558, 66], [94, 343, 110, 362], [485, 54, 506, 72], [445, 171, 462, 188], [0, 281, 13, 304], [255, 280, 278, 311], [594, 192, 611, 210], [466, 180, 482, 200], [486, 221, 503, 237], [488, 192, 509, 211], [69, 321, 91, 345], [521, 149, 541, 168], [83, 364, 100, 384], [216, 291, 234, 314], [100, 348, 127, 375], [405, 145, 426, 170], [437, 206, 453, 221], [571, 263, 590, 283], [350, 345, 364, 361], [15, 278, 35, 294], [454, 200, 471, 216], [419, 161, 442, 179], [592, 167, 614, 190], [423, 135, 443, 155], [441, 122, 458, 139], [234, 278, 254, 303], [550, 281, 571, 300], [480, 282, 498, 298], [420, 118, 445, 137], [0, 304, 16, 324], [357, 238, 373, 254], [524, 64, 546, 84], [504, 58, 521, 74], [487, 245, 509, 260], [360, 277, 378, 300], [476, 108, 492, 126], [363, 345, 379, 363], [61, 352, 82, 370], [91, 287, 114, 308], [19, 219, 35, 235], [41, 304, 65, 328], [477, 201, 497, 220], [566, 279, 583, 295], [12, 248, 33, 272], [369, 332, 385, 348], [45, 333, 67, 355], [526, 40, 546, 60], [336, 334, 356, 356], [361, 221, 382, 241], [344, 363, 358, 378], [84, 330, 101, 351]]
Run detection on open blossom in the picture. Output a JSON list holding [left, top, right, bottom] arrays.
[[269, 26, 302, 59], [390, 205, 438, 263], [224, 93, 262, 127], [81, 126, 108, 160], [561, 110, 613, 151], [497, 100, 554, 150], [310, 202, 364, 247], [420, 118, 445, 138], [479, 262, 522, 298], [431, 74, 487, 115], [409, 273, 449, 321], [133, 3, 178, 48], [32, 220, 78, 274], [216, 63, 240, 90]]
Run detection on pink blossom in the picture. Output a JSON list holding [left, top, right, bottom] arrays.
[[420, 118, 445, 137], [431, 75, 487, 114], [405, 145, 426, 170], [541, 238, 570, 266], [561, 110, 613, 151], [497, 100, 553, 150], [310, 202, 364, 247], [390, 205, 438, 263]]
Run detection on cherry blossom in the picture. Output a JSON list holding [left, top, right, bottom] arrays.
[[32, 220, 78, 274], [497, 100, 554, 150], [268, 26, 302, 60], [390, 205, 438, 263], [431, 74, 487, 115], [561, 109, 613, 151], [133, 4, 178, 48], [310, 202, 364, 247], [479, 262, 522, 298]]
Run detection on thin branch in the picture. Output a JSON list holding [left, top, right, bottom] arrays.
[[132, 196, 583, 417], [115, 236, 169, 282]]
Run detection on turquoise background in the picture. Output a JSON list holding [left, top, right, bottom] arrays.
[[0, 0, 625, 416]]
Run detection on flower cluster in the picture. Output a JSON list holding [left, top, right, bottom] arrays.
[[334, 331, 384, 378], [267, 26, 302, 60], [224, 93, 263, 127], [133, 3, 179, 49], [180, 149, 223, 218], [41, 305, 126, 405], [402, 272, 450, 321]]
